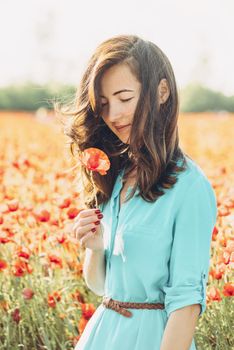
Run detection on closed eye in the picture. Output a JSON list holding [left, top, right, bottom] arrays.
[[101, 97, 133, 107], [120, 98, 133, 102]]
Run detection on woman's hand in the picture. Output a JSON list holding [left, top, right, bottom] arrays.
[[72, 209, 104, 251]]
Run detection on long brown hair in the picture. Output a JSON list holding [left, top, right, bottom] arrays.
[[57, 34, 189, 208]]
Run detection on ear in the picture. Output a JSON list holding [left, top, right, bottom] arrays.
[[158, 79, 170, 105]]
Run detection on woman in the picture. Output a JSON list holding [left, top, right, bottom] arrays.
[[63, 35, 217, 350]]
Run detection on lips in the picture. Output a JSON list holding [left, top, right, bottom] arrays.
[[115, 124, 131, 131]]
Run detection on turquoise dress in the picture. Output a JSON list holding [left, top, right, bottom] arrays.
[[75, 156, 217, 350]]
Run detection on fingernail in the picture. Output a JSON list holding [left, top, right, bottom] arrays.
[[97, 214, 103, 219], [95, 209, 101, 214], [94, 220, 100, 225], [91, 228, 96, 232]]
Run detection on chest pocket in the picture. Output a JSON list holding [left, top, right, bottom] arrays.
[[123, 223, 162, 238]]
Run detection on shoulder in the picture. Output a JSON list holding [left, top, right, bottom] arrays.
[[176, 155, 212, 189], [174, 155, 216, 205]]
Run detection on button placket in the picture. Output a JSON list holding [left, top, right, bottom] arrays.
[[105, 172, 123, 280], [109, 169, 129, 259], [109, 169, 139, 259], [109, 194, 121, 260], [105, 179, 123, 295]]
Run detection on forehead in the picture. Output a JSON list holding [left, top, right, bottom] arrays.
[[100, 63, 141, 95]]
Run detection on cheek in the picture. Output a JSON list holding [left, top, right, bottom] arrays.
[[123, 104, 136, 116], [128, 100, 138, 114]]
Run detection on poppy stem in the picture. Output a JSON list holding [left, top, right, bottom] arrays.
[[90, 172, 98, 208]]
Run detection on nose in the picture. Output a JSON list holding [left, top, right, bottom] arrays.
[[106, 103, 122, 122]]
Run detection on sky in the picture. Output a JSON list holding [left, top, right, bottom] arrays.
[[0, 0, 233, 95]]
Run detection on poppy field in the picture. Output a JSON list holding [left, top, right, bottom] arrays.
[[0, 111, 233, 349]]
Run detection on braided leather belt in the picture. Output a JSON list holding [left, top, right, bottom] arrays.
[[102, 296, 165, 318]]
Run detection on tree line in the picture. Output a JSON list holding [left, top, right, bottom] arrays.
[[0, 82, 233, 112]]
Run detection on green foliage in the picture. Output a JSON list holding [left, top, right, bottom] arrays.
[[0, 254, 99, 350], [0, 83, 76, 111], [180, 84, 234, 113], [195, 296, 234, 349], [0, 82, 234, 112]]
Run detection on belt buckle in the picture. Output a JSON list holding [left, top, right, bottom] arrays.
[[102, 296, 132, 318], [102, 296, 111, 307]]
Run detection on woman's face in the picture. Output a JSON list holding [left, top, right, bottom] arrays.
[[99, 63, 141, 144]]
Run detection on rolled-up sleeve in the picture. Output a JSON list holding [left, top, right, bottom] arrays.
[[163, 175, 217, 318]]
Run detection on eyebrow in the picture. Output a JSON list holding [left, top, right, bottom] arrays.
[[100, 89, 134, 98]]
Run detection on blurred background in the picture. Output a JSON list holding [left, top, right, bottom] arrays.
[[0, 0, 233, 112], [0, 1, 234, 349]]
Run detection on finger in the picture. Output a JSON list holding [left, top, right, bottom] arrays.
[[74, 223, 97, 240], [75, 208, 102, 221], [80, 230, 96, 247], [72, 217, 100, 232], [72, 213, 102, 235], [76, 208, 101, 218], [79, 214, 102, 227]]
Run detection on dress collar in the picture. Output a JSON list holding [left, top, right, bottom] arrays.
[[111, 167, 139, 203], [111, 168, 125, 201], [110, 157, 185, 205]]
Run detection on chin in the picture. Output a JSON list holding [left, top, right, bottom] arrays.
[[120, 136, 130, 144]]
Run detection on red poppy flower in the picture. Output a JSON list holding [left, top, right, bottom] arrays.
[[67, 207, 81, 219], [35, 209, 50, 222], [47, 291, 61, 308], [71, 290, 85, 303], [12, 308, 21, 323], [0, 233, 12, 244], [57, 233, 67, 244], [207, 286, 222, 302], [16, 246, 31, 260], [22, 288, 34, 300], [7, 199, 19, 212], [80, 302, 96, 319], [79, 148, 110, 175], [0, 259, 8, 271], [58, 197, 72, 209], [12, 260, 33, 277], [48, 254, 63, 268], [222, 282, 234, 296]]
